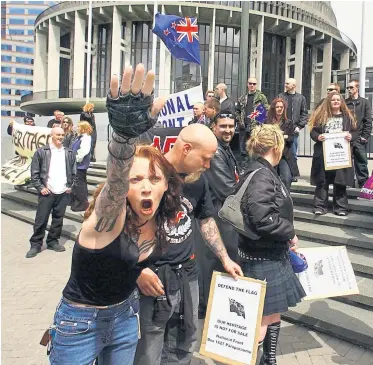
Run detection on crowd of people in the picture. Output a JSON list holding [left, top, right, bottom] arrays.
[[10, 62, 372, 365]]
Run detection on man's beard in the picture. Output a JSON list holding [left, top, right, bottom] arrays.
[[184, 170, 204, 184]]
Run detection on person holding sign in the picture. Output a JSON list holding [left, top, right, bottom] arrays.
[[47, 64, 184, 365], [236, 124, 306, 365], [309, 93, 357, 216]]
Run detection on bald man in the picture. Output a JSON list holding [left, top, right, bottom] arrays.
[[135, 123, 242, 365], [215, 83, 235, 113], [278, 78, 308, 182], [188, 102, 206, 124], [27, 126, 77, 258]]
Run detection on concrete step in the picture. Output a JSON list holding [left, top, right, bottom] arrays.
[[292, 192, 373, 215], [291, 183, 361, 199], [1, 198, 80, 241], [89, 162, 106, 170], [283, 298, 373, 350], [294, 206, 373, 230], [87, 168, 107, 178], [86, 175, 106, 186], [300, 240, 373, 278], [295, 220, 373, 251], [1, 190, 85, 224]]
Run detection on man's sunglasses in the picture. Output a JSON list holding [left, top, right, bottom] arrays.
[[327, 88, 336, 92], [248, 82, 257, 86], [217, 113, 235, 119], [346, 86, 354, 90], [207, 94, 214, 97]]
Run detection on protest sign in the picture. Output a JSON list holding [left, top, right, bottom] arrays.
[[1, 121, 52, 185], [156, 85, 203, 128], [323, 132, 352, 170], [297, 246, 359, 300], [200, 272, 266, 365]]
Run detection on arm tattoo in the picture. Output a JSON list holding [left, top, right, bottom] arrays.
[[94, 134, 135, 232], [199, 217, 228, 261], [138, 238, 156, 255]]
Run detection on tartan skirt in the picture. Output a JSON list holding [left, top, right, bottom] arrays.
[[239, 257, 306, 316]]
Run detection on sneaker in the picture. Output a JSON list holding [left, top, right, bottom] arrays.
[[26, 247, 41, 258], [314, 210, 324, 215], [292, 177, 298, 183], [336, 212, 347, 217], [47, 243, 66, 252]]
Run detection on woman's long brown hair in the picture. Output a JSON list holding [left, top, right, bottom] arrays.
[[84, 146, 183, 252], [309, 93, 356, 129], [267, 98, 287, 124]]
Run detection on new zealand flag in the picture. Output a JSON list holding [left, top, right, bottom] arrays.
[[229, 298, 246, 319], [248, 103, 267, 125], [152, 13, 200, 64]]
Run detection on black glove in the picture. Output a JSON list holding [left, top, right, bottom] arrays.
[[106, 90, 158, 139]]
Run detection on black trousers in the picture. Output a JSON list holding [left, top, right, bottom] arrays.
[[239, 130, 249, 154], [277, 158, 292, 193], [313, 171, 348, 214], [353, 141, 369, 187], [71, 169, 89, 212], [90, 129, 97, 159], [29, 192, 69, 248]]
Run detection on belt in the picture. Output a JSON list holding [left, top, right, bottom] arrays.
[[238, 249, 271, 261]]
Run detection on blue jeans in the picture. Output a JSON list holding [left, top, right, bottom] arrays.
[[49, 291, 139, 365], [291, 134, 299, 160], [134, 279, 199, 365]]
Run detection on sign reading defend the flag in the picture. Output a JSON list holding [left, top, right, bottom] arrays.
[[200, 272, 266, 365]]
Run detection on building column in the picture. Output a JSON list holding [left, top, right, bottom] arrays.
[[207, 8, 216, 90], [294, 26, 304, 92], [123, 21, 132, 68], [256, 16, 264, 89], [91, 25, 99, 91], [238, 1, 250, 95], [34, 31, 47, 92], [249, 31, 257, 77], [73, 12, 86, 91], [285, 36, 291, 81], [159, 44, 171, 95], [321, 37, 333, 98], [310, 46, 318, 110], [340, 49, 350, 70], [47, 20, 60, 92], [111, 6, 122, 76]]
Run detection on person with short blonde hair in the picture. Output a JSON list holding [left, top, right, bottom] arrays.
[[70, 121, 93, 211], [205, 89, 215, 100], [238, 124, 306, 365]]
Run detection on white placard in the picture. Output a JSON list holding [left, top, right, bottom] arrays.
[[323, 132, 352, 170], [156, 85, 204, 128], [297, 246, 359, 300], [200, 272, 266, 365]]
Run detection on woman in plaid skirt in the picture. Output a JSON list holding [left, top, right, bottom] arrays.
[[236, 124, 306, 365]]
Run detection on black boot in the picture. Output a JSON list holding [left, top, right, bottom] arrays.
[[256, 340, 265, 365], [263, 321, 281, 364]]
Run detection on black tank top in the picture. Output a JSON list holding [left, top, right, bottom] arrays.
[[63, 231, 158, 306]]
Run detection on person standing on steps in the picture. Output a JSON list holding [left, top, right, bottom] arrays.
[[214, 83, 235, 113], [345, 80, 372, 188], [61, 116, 76, 149], [309, 93, 357, 216], [236, 76, 269, 156], [80, 103, 97, 162], [26, 127, 76, 258], [47, 110, 64, 128], [315, 83, 341, 110], [278, 78, 308, 183], [134, 123, 243, 365]]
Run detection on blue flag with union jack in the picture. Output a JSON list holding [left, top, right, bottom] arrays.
[[152, 13, 200, 65]]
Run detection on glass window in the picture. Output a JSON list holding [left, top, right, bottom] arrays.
[[2, 56, 12, 62], [9, 18, 25, 25], [1, 88, 11, 94], [1, 67, 12, 72], [1, 77, 11, 83], [15, 57, 33, 64], [16, 68, 33, 74], [27, 30, 34, 35], [1, 110, 11, 116], [15, 111, 25, 117], [9, 29, 25, 35], [15, 100, 21, 106], [1, 99, 11, 105], [28, 19, 35, 25], [28, 8, 42, 15], [9, 8, 25, 14], [15, 79, 33, 85], [1, 44, 12, 50], [16, 46, 33, 53]]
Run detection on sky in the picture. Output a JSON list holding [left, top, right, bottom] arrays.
[[331, 1, 373, 67]]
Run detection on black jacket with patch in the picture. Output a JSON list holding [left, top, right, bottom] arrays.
[[345, 96, 372, 141], [278, 92, 309, 129]]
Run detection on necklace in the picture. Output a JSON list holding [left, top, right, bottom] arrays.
[[137, 220, 149, 229]]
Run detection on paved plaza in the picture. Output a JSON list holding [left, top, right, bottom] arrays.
[[1, 214, 373, 365]]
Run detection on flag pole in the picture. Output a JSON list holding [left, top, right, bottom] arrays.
[[359, 1, 366, 98], [152, 0, 158, 73], [85, 0, 93, 104]]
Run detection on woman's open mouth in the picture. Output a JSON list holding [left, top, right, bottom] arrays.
[[140, 199, 154, 215]]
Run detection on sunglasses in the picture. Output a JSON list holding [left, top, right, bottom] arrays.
[[248, 82, 257, 86], [207, 94, 214, 97], [327, 88, 336, 92], [346, 86, 354, 90], [218, 113, 234, 119]]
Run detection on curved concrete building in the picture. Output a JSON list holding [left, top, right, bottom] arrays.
[[21, 0, 357, 115]]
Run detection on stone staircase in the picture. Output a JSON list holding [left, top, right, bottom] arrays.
[[2, 162, 373, 350]]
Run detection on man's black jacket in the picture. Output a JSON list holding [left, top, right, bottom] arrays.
[[31, 145, 77, 193], [204, 138, 239, 210], [345, 96, 372, 141], [278, 92, 308, 129], [220, 97, 235, 114]]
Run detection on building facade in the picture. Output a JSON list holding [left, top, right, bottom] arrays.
[[1, 1, 55, 122], [20, 0, 357, 116]]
